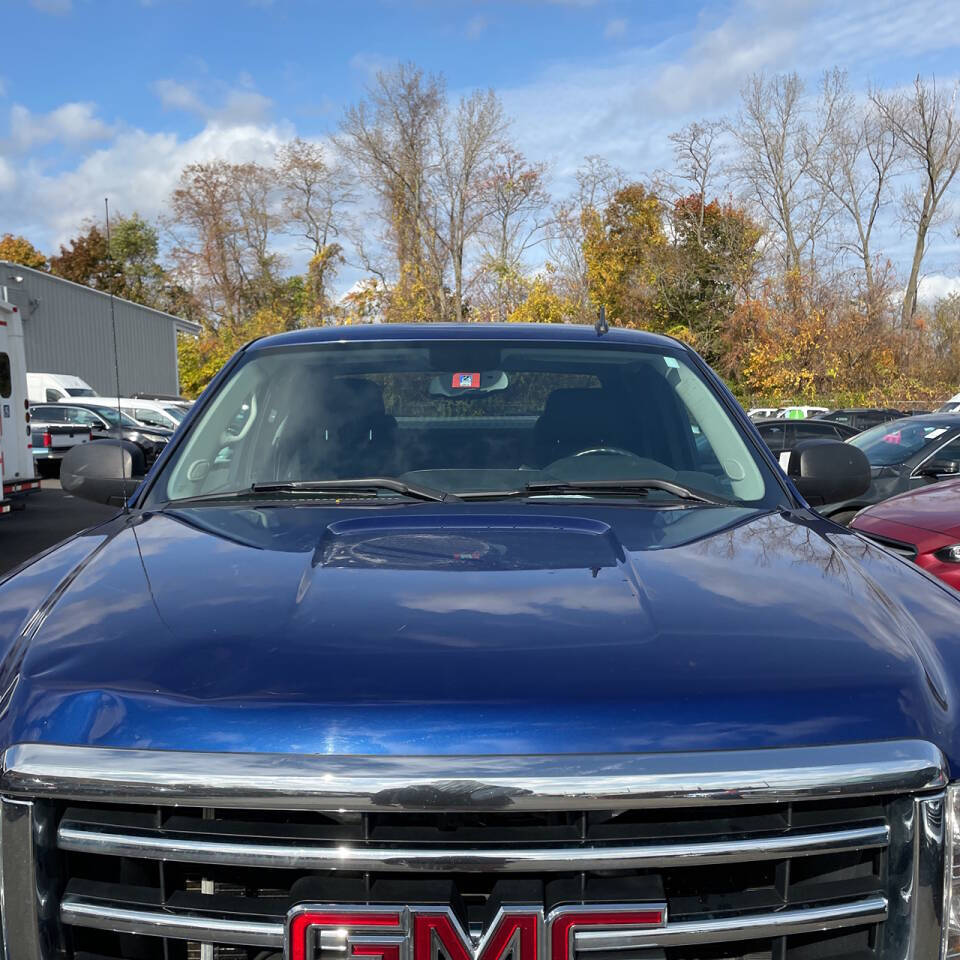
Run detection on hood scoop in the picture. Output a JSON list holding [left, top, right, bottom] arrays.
[[315, 514, 625, 572]]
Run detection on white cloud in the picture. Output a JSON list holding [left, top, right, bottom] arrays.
[[0, 158, 15, 192], [0, 119, 293, 251], [153, 79, 273, 125], [918, 274, 960, 304], [349, 52, 396, 81], [29, 0, 72, 12], [154, 79, 206, 115], [9, 102, 113, 150], [466, 15, 489, 38], [604, 18, 627, 39]]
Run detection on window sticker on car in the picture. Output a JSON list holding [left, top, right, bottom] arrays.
[[925, 427, 948, 440], [882, 430, 902, 444], [452, 372, 480, 388]]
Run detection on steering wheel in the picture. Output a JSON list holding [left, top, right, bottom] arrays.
[[571, 446, 638, 459]]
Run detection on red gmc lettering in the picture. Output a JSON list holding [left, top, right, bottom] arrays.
[[286, 904, 665, 960]]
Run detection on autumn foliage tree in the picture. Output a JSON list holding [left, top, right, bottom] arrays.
[[0, 234, 48, 270]]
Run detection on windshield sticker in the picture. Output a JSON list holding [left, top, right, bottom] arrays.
[[882, 430, 902, 444], [452, 372, 480, 389], [925, 427, 948, 439]]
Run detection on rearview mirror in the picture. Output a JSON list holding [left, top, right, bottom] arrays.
[[61, 440, 146, 506], [785, 439, 871, 506]]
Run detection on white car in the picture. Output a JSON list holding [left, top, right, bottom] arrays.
[[747, 407, 779, 420], [91, 397, 186, 431]]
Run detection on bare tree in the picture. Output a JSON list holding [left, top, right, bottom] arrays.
[[339, 64, 448, 320], [476, 148, 550, 321], [433, 89, 507, 321], [809, 74, 900, 301], [872, 76, 960, 326], [668, 119, 725, 246], [730, 71, 840, 272], [167, 160, 283, 325], [546, 155, 625, 319], [276, 138, 356, 313]]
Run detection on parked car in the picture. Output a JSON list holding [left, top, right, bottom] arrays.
[[938, 393, 960, 413], [775, 405, 829, 419], [746, 406, 778, 420], [814, 407, 904, 432], [755, 416, 859, 467], [26, 371, 97, 403], [28, 407, 92, 477], [851, 477, 960, 589], [10, 323, 960, 960], [30, 401, 172, 471], [90, 396, 187, 431], [821, 413, 960, 523]]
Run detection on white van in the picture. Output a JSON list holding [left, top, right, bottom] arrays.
[[27, 372, 97, 404], [0, 300, 41, 505]]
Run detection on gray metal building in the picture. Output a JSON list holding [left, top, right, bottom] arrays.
[[0, 262, 200, 396]]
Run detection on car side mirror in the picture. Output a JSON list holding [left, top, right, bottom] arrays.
[[785, 439, 871, 506], [61, 440, 146, 506], [919, 459, 960, 479]]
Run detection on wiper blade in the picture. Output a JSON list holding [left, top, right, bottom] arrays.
[[250, 478, 451, 503], [521, 478, 733, 506]]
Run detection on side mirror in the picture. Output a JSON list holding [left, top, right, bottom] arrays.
[[786, 439, 871, 506], [919, 459, 960, 479], [61, 440, 146, 506]]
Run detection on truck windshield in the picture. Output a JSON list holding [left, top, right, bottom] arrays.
[[157, 339, 780, 507]]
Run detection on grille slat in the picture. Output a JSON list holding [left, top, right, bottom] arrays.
[[56, 820, 891, 873], [60, 896, 889, 952]]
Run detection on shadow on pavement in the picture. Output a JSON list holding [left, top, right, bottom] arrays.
[[0, 480, 119, 577]]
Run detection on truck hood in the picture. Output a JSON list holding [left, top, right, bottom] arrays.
[[1, 503, 959, 761]]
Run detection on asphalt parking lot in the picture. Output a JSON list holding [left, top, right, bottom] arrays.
[[0, 480, 118, 577]]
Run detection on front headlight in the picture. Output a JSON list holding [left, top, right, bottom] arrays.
[[945, 787, 960, 956]]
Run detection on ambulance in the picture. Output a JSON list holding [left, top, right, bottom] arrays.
[[0, 297, 41, 514]]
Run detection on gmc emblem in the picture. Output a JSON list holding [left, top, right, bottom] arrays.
[[286, 903, 667, 960]]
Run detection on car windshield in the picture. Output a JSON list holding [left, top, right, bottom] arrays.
[[163, 406, 185, 422], [65, 387, 95, 397], [850, 419, 954, 466], [155, 338, 781, 508], [80, 405, 140, 428]]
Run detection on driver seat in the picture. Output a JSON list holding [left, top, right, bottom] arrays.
[[534, 388, 629, 466]]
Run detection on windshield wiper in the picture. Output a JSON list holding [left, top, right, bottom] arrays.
[[250, 478, 451, 503], [458, 478, 732, 506], [164, 477, 452, 507], [523, 479, 732, 505]]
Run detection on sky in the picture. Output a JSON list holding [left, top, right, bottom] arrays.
[[3, 0, 960, 296]]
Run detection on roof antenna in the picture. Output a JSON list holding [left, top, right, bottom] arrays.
[[595, 304, 609, 336], [105, 197, 129, 514]]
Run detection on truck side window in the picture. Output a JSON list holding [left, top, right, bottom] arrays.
[[0, 353, 9, 398], [46, 389, 61, 402]]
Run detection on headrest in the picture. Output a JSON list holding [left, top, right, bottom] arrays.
[[541, 388, 607, 422], [328, 378, 386, 417]]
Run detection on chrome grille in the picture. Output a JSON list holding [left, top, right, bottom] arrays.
[[0, 741, 948, 960]]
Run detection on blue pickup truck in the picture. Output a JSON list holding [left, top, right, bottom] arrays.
[[1, 323, 958, 960]]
